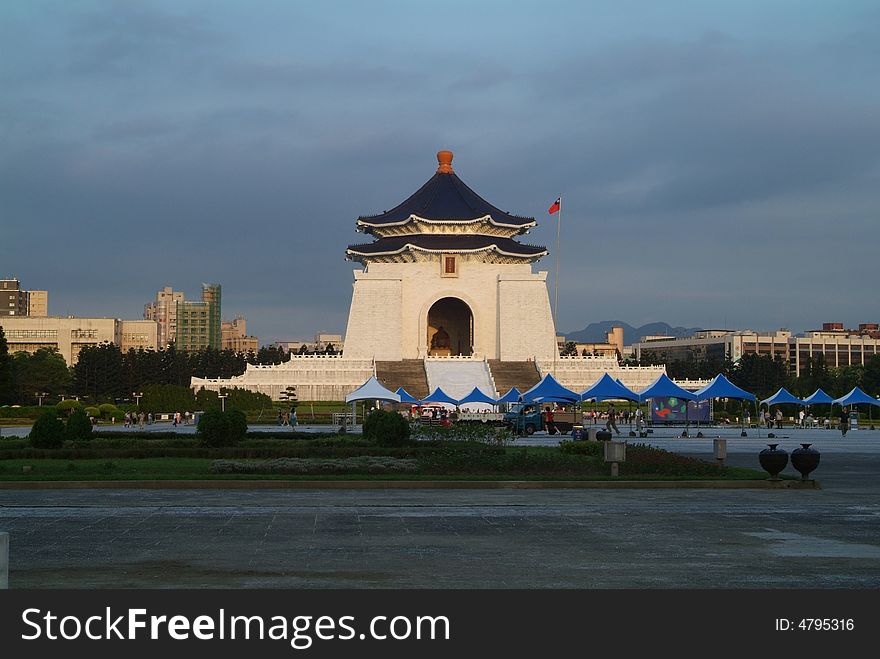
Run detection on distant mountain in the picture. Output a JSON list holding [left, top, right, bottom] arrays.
[[564, 321, 703, 345]]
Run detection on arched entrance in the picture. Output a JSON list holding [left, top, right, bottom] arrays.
[[427, 297, 473, 356]]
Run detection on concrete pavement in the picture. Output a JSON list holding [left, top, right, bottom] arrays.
[[1, 428, 878, 588]]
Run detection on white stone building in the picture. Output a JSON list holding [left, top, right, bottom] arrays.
[[192, 151, 667, 400]]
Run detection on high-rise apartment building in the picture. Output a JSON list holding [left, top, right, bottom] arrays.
[[1, 279, 27, 317], [144, 286, 185, 348], [175, 284, 221, 351], [1, 279, 49, 317]]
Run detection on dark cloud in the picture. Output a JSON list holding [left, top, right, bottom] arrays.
[[1, 2, 877, 342]]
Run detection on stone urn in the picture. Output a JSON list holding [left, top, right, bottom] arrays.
[[759, 443, 788, 479], [790, 443, 820, 480]]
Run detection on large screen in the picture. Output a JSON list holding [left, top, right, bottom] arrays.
[[650, 396, 711, 424]]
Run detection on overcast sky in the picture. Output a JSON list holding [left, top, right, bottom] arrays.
[[2, 0, 878, 343]]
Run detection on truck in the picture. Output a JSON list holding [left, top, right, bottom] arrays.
[[503, 404, 580, 435]]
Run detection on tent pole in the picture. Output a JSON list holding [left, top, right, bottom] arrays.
[[741, 399, 746, 437], [754, 400, 761, 439]]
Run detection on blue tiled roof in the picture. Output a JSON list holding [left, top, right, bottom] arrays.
[[358, 171, 535, 228]]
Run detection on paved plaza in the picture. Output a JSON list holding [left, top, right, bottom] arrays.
[[0, 426, 879, 588]]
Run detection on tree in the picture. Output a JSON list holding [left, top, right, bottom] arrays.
[[560, 341, 578, 357], [255, 345, 290, 365], [73, 342, 123, 400], [0, 326, 13, 405], [729, 354, 789, 400], [142, 384, 196, 413], [862, 355, 880, 397], [11, 348, 71, 402]]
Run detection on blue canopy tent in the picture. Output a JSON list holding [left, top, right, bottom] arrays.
[[581, 374, 640, 436], [457, 387, 499, 407], [694, 374, 756, 436], [801, 389, 834, 428], [833, 387, 880, 407], [497, 387, 523, 404], [834, 387, 880, 429], [580, 374, 639, 402], [521, 374, 580, 404], [345, 376, 401, 428], [759, 388, 804, 431], [638, 373, 697, 436], [802, 389, 834, 405], [638, 373, 697, 402], [395, 387, 420, 404], [420, 387, 459, 406], [760, 387, 805, 407]]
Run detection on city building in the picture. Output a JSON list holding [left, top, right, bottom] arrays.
[[633, 324, 880, 376], [0, 316, 158, 365], [1, 279, 47, 317], [193, 151, 665, 399], [175, 284, 221, 351], [789, 324, 880, 375], [144, 286, 185, 348], [221, 316, 259, 354], [27, 290, 48, 317], [120, 320, 159, 353], [561, 326, 626, 358]]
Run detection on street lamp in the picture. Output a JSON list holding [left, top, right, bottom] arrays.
[[133, 392, 144, 408], [35, 392, 49, 407], [217, 392, 228, 412]]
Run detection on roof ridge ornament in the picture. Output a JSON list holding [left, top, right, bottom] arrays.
[[436, 150, 454, 174]]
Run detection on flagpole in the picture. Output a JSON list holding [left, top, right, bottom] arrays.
[[554, 196, 561, 327], [553, 196, 561, 377]]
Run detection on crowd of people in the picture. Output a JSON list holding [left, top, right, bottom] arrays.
[[122, 411, 194, 428]]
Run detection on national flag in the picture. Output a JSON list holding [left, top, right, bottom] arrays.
[[548, 197, 561, 214]]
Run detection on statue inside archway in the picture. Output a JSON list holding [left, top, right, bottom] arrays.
[[431, 326, 450, 350]]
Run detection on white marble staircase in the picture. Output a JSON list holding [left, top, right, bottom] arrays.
[[424, 358, 497, 406]]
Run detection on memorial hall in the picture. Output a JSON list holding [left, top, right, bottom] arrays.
[[191, 151, 664, 401]]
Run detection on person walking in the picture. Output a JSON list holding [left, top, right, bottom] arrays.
[[798, 409, 805, 428], [839, 406, 850, 437], [290, 407, 297, 427], [606, 403, 620, 436], [635, 407, 645, 435], [543, 406, 557, 435], [775, 409, 783, 429]]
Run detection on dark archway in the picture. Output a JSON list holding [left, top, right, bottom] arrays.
[[427, 297, 473, 356]]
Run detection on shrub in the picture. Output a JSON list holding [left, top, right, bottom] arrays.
[[619, 443, 723, 477], [29, 411, 66, 449], [411, 422, 514, 445], [56, 399, 83, 415], [197, 410, 248, 447], [558, 440, 603, 457], [84, 406, 100, 418], [98, 403, 120, 420], [211, 457, 419, 475], [226, 409, 248, 441], [362, 409, 411, 446], [66, 408, 93, 441]]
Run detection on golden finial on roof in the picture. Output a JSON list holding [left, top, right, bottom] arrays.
[[436, 150, 454, 174]]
